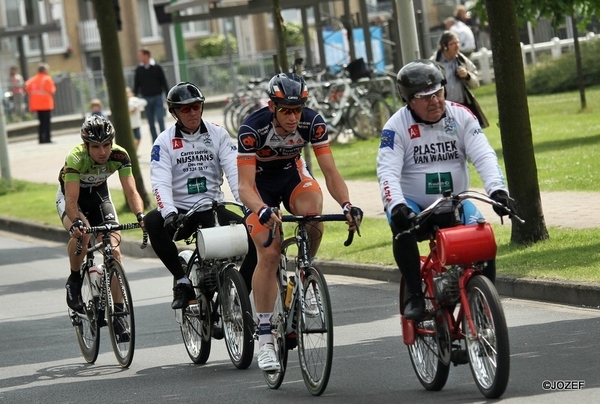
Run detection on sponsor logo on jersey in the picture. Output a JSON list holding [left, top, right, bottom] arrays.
[[239, 134, 257, 151], [202, 134, 213, 147], [413, 141, 459, 164], [382, 180, 393, 204], [314, 124, 326, 140], [175, 151, 214, 164], [172, 139, 183, 149], [408, 125, 421, 139], [443, 118, 457, 136]]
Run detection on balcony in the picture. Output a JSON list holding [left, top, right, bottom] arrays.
[[78, 19, 101, 52]]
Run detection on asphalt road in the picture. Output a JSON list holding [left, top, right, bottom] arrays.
[[1, 232, 599, 403]]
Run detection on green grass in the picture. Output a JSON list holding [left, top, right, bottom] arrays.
[[2, 85, 600, 284], [315, 85, 600, 192]]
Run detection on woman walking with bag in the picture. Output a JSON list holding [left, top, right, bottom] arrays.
[[431, 30, 488, 128]]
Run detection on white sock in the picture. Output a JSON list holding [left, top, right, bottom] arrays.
[[257, 312, 273, 347]]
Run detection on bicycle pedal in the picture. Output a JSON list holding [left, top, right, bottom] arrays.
[[69, 312, 81, 327], [185, 303, 201, 316]]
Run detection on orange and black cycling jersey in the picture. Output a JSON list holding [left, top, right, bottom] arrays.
[[236, 106, 331, 172]]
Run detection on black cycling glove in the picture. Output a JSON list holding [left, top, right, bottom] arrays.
[[490, 190, 517, 217], [391, 204, 417, 232], [164, 212, 184, 230]]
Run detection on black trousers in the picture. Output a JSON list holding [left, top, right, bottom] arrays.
[[37, 110, 52, 143]]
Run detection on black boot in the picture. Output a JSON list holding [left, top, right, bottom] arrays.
[[404, 293, 425, 321]]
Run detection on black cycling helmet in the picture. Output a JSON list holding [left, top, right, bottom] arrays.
[[167, 82, 205, 111], [267, 73, 308, 105], [80, 115, 115, 144], [396, 59, 447, 102]]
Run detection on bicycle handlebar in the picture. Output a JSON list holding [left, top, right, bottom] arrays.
[[75, 222, 148, 255], [262, 209, 359, 248], [423, 191, 523, 223], [396, 190, 525, 238]]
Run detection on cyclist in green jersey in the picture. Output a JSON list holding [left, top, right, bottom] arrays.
[[56, 115, 145, 314]]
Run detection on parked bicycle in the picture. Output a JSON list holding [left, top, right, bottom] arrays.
[[305, 73, 393, 142], [173, 200, 255, 369], [399, 190, 523, 398], [262, 208, 361, 396], [70, 221, 148, 368]]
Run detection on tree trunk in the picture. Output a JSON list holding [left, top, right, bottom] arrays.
[[273, 0, 289, 73], [484, 0, 548, 245], [571, 15, 587, 110], [92, 0, 151, 209]]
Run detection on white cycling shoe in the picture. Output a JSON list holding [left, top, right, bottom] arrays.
[[258, 343, 280, 372]]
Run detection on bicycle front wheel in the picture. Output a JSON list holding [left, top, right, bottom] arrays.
[[74, 269, 100, 363], [105, 259, 135, 368], [221, 265, 254, 369], [464, 275, 510, 399], [297, 266, 333, 396], [264, 253, 290, 389]]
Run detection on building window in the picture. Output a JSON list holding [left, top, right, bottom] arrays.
[[137, 0, 162, 41], [3, 0, 66, 56], [181, 6, 209, 37]]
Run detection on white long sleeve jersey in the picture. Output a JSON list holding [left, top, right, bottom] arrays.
[[150, 120, 239, 218], [377, 101, 506, 213]]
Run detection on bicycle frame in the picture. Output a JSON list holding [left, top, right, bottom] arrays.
[[264, 212, 357, 395], [173, 199, 254, 368], [402, 235, 486, 345], [70, 221, 146, 368], [399, 190, 524, 398]]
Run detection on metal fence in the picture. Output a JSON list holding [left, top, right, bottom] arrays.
[[3, 49, 300, 124], [3, 33, 599, 124]]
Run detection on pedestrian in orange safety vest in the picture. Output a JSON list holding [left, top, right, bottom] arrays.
[[25, 63, 56, 144]]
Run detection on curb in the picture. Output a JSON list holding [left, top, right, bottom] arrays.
[[3, 215, 600, 308]]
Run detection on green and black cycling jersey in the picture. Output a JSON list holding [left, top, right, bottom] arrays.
[[58, 143, 133, 193]]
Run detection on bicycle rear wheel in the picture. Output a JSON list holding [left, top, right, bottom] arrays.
[[297, 266, 333, 396], [464, 275, 510, 399], [401, 279, 450, 391], [180, 257, 212, 364], [105, 259, 135, 368], [74, 268, 100, 363], [221, 265, 254, 369]]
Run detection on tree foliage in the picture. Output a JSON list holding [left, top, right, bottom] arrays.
[[284, 22, 304, 47], [474, 0, 600, 28], [194, 34, 238, 58]]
